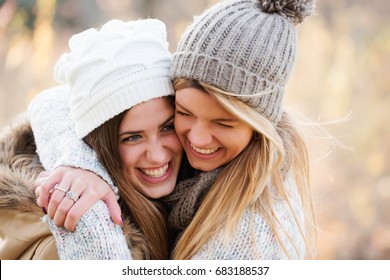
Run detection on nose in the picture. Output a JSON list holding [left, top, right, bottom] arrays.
[[187, 121, 213, 147], [146, 141, 167, 164]]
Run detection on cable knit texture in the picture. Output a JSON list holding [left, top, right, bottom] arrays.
[[43, 200, 132, 260], [162, 168, 222, 231]]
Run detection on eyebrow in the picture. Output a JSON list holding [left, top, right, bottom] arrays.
[[175, 102, 238, 123], [119, 114, 174, 136], [175, 102, 191, 113]]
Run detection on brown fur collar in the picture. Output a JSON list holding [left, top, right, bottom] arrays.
[[0, 115, 43, 214]]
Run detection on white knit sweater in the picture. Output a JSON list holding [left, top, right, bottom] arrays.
[[28, 86, 131, 260], [28, 86, 306, 259]]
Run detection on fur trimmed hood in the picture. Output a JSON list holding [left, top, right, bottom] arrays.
[[0, 115, 43, 214]]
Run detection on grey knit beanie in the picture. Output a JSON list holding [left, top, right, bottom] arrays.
[[171, 0, 315, 123]]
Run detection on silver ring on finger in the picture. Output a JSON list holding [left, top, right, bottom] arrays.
[[54, 184, 67, 193], [65, 191, 79, 203]]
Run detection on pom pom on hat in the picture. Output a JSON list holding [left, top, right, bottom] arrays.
[[259, 0, 315, 24], [55, 19, 174, 138]]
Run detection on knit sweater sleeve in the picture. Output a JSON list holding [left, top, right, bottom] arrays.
[[27, 86, 118, 197], [191, 175, 306, 260], [43, 200, 132, 259]]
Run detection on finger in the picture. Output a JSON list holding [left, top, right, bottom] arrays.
[[35, 185, 41, 199], [37, 170, 50, 179], [35, 186, 45, 208], [34, 176, 49, 207], [103, 193, 123, 226], [33, 170, 51, 194], [39, 171, 65, 209], [34, 176, 48, 190], [63, 191, 93, 232], [47, 183, 68, 219], [62, 178, 101, 231], [36, 184, 52, 210], [53, 191, 77, 228]]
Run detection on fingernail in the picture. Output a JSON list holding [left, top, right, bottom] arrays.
[[41, 207, 47, 215]]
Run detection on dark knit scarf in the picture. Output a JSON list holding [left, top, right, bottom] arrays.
[[162, 167, 222, 235]]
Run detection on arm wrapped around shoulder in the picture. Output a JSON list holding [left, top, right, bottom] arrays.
[[27, 86, 118, 197]]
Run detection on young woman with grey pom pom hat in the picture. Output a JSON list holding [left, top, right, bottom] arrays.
[[167, 0, 317, 260], [30, 0, 317, 259]]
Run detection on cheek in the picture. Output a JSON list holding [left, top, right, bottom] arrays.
[[238, 132, 253, 151], [174, 116, 188, 136], [163, 134, 184, 154], [223, 129, 253, 153], [118, 145, 138, 167]]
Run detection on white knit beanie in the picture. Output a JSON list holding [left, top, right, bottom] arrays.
[[54, 19, 174, 138], [171, 0, 315, 123]]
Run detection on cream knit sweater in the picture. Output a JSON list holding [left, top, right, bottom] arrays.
[[28, 86, 305, 259], [28, 86, 131, 260]]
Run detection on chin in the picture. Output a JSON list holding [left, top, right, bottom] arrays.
[[144, 185, 176, 199], [188, 160, 216, 172]]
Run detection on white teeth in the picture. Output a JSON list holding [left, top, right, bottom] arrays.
[[140, 163, 169, 178], [191, 144, 219, 155]]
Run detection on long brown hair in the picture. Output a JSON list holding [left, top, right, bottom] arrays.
[[83, 110, 169, 260], [172, 79, 316, 259]]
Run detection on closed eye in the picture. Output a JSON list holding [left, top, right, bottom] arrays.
[[175, 109, 191, 116], [217, 122, 233, 128]]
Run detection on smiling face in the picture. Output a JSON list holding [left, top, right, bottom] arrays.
[[118, 97, 183, 199], [174, 87, 253, 172]]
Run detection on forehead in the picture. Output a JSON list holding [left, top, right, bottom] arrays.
[[175, 87, 234, 119], [119, 97, 174, 131]]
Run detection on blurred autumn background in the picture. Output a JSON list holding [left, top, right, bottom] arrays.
[[0, 0, 389, 260]]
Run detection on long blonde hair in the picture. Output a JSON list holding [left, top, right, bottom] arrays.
[[84, 109, 169, 260], [172, 79, 316, 259]]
